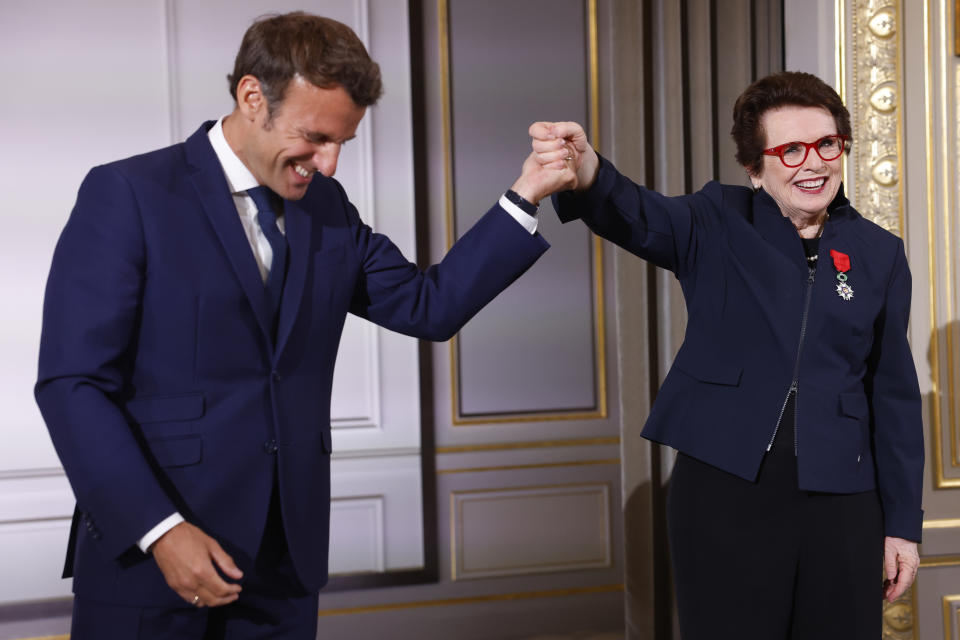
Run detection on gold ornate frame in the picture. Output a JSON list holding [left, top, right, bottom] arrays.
[[840, 0, 905, 235], [838, 1, 914, 637], [440, 0, 608, 426], [842, 0, 960, 637]]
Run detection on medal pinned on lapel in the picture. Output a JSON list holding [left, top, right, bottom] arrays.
[[830, 249, 854, 301]]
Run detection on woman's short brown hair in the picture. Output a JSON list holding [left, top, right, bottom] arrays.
[[731, 71, 851, 175], [227, 12, 383, 115]]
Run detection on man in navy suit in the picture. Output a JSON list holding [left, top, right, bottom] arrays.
[[35, 12, 560, 638]]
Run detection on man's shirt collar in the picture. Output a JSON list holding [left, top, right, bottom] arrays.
[[208, 117, 261, 194]]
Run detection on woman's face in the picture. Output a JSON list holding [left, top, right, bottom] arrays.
[[750, 105, 843, 221]]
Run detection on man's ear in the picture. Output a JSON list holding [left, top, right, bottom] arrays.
[[235, 75, 266, 121]]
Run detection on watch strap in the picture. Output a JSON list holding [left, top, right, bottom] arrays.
[[503, 189, 539, 216]]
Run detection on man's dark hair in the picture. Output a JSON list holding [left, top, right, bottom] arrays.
[[227, 12, 383, 115], [731, 71, 851, 175]]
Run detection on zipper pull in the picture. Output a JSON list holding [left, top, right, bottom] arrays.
[[792, 380, 800, 456]]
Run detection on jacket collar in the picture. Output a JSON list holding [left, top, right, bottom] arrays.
[[751, 182, 861, 271], [753, 181, 856, 224]]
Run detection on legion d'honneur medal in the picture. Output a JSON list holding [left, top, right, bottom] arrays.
[[830, 249, 854, 301]]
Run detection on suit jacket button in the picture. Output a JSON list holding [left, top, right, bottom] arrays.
[[271, 371, 282, 382], [263, 439, 278, 454]]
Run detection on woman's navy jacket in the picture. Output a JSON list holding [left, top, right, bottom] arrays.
[[555, 156, 924, 542]]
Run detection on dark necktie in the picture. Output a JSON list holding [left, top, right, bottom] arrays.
[[246, 186, 288, 334]]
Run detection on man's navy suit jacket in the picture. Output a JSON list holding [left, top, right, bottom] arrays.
[[555, 156, 924, 542], [35, 122, 548, 604]]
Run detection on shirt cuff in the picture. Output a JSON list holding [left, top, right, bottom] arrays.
[[498, 194, 538, 235], [138, 512, 185, 553]]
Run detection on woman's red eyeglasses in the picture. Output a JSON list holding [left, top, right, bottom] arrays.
[[763, 135, 849, 168]]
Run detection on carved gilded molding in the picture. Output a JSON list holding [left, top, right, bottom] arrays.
[[840, 1, 915, 636], [844, 0, 905, 234], [882, 586, 916, 640]]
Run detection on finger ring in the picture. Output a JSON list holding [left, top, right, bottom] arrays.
[[192, 594, 200, 606], [564, 156, 574, 161]]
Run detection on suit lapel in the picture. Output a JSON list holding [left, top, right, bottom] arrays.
[[274, 198, 313, 357], [184, 124, 273, 341]]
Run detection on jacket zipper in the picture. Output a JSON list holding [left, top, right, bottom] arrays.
[[766, 265, 817, 453]]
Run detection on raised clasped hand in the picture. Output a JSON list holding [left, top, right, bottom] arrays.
[[510, 121, 598, 206], [151, 521, 244, 608], [529, 121, 598, 193]]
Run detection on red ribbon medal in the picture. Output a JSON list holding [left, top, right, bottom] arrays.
[[830, 250, 854, 300]]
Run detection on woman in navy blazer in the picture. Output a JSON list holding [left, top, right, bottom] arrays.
[[529, 72, 923, 639]]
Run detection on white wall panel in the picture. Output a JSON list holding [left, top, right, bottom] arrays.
[[2, 0, 423, 605], [329, 497, 385, 574], [0, 520, 72, 603], [0, 472, 74, 603], [331, 0, 422, 453], [0, 1, 171, 475], [0, 472, 73, 524], [0, 0, 174, 601], [330, 455, 423, 571], [331, 319, 380, 425]]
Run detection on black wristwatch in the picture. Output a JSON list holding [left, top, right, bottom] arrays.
[[504, 189, 539, 216]]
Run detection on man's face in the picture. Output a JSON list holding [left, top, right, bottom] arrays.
[[240, 76, 366, 201]]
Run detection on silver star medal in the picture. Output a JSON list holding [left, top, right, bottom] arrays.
[[835, 272, 854, 300]]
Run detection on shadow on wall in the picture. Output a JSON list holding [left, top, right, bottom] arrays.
[[622, 456, 678, 640]]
